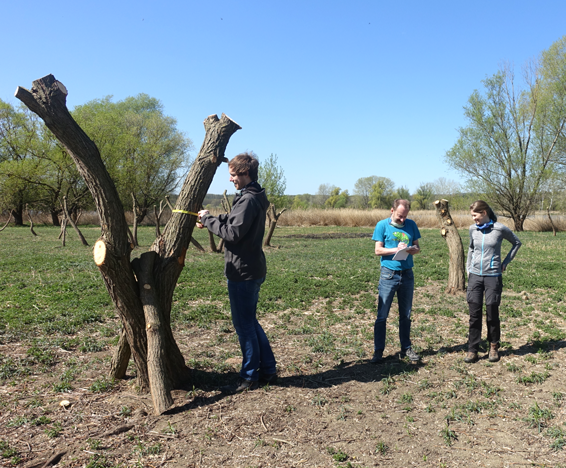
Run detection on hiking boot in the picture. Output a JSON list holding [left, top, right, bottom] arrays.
[[220, 378, 258, 395], [488, 343, 500, 362], [464, 352, 478, 363], [370, 350, 383, 364], [401, 347, 420, 363], [259, 372, 278, 384]]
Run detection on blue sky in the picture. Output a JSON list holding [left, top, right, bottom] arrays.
[[2, 1, 566, 196]]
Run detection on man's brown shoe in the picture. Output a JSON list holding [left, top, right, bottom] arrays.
[[464, 352, 478, 363], [488, 343, 500, 362]]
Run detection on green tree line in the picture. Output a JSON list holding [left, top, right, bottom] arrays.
[[0, 94, 193, 225]]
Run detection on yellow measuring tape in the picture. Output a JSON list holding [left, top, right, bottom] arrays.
[[172, 209, 200, 216]]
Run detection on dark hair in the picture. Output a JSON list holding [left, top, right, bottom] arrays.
[[229, 152, 259, 181], [470, 200, 497, 222], [392, 199, 411, 211]]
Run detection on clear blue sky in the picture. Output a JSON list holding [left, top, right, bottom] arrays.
[[2, 1, 566, 196]]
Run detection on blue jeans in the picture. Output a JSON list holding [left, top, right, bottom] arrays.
[[227, 278, 276, 381], [374, 267, 414, 352]]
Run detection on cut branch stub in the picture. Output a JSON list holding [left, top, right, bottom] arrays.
[[93, 240, 107, 266]]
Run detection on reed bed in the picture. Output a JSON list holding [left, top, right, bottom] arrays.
[[2, 208, 565, 232], [277, 208, 566, 231]]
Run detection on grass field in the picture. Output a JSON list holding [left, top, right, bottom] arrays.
[[1, 225, 566, 467]]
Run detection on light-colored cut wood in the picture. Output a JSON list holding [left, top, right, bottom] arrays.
[[93, 240, 107, 266]]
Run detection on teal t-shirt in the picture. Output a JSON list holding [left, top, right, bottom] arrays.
[[372, 218, 421, 270]]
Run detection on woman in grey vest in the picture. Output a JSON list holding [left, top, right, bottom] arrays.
[[465, 201, 521, 363]]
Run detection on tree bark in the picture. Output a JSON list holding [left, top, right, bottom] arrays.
[[434, 199, 466, 295], [131, 193, 139, 247], [154, 200, 165, 238], [264, 204, 286, 247], [109, 328, 131, 379], [16, 75, 241, 414]]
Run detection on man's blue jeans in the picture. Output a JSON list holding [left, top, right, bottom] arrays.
[[374, 267, 414, 352], [227, 277, 276, 381]]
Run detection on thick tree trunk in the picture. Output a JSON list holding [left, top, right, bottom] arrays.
[[11, 207, 23, 226], [434, 199, 466, 295], [16, 75, 241, 414], [264, 204, 286, 247], [50, 209, 61, 227], [512, 215, 526, 232]]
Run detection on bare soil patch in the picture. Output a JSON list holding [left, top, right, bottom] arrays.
[[1, 282, 566, 467]]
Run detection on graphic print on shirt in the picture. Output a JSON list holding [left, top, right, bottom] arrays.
[[393, 231, 409, 244]]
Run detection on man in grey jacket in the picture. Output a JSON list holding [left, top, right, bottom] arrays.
[[198, 153, 277, 394]]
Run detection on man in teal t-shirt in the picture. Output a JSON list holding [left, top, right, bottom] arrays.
[[371, 199, 421, 364]]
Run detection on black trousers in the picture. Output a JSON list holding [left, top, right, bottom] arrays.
[[467, 273, 503, 352]]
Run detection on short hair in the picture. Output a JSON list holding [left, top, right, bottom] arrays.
[[229, 152, 259, 181], [470, 200, 497, 222], [392, 199, 411, 211]]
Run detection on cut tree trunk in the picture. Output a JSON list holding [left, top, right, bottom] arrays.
[[26, 205, 38, 237], [434, 199, 466, 295], [16, 74, 241, 414], [63, 196, 89, 246], [264, 204, 286, 247], [208, 230, 218, 252]]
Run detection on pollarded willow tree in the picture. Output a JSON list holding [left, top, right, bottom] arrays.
[[16, 75, 241, 414]]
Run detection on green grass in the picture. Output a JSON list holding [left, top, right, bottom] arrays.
[[2, 226, 566, 337], [3, 225, 566, 468]]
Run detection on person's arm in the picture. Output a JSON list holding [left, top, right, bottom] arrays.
[[501, 227, 522, 272], [375, 241, 415, 256], [466, 227, 474, 274], [201, 196, 258, 243], [407, 239, 420, 255]]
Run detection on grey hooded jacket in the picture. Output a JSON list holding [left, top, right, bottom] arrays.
[[467, 222, 521, 277], [202, 181, 269, 281]]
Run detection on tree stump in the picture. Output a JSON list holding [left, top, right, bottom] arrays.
[[434, 199, 466, 294], [264, 204, 286, 247]]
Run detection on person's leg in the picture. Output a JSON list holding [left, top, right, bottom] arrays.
[[485, 275, 503, 345], [467, 274, 485, 353], [374, 268, 399, 353], [254, 282, 277, 376], [397, 269, 414, 352], [228, 278, 267, 381]]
